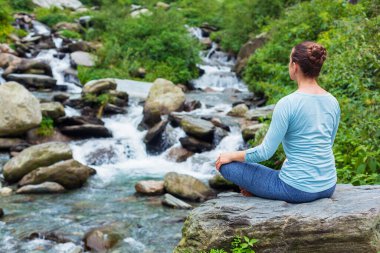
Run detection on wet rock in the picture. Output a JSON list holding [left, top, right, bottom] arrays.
[[139, 107, 161, 130], [245, 104, 275, 120], [242, 123, 265, 142], [180, 116, 215, 142], [168, 112, 185, 127], [144, 120, 168, 144], [227, 103, 249, 117], [208, 173, 238, 191], [56, 116, 104, 127], [0, 208, 3, 218], [32, 0, 83, 10], [144, 78, 185, 115], [82, 78, 117, 95], [71, 51, 96, 67], [210, 117, 230, 132], [179, 136, 213, 153], [19, 159, 93, 189], [85, 147, 118, 166], [0, 53, 52, 77], [135, 180, 165, 195], [162, 193, 192, 209], [0, 138, 28, 151], [3, 142, 73, 183], [164, 172, 215, 202], [27, 231, 72, 244], [0, 82, 42, 136], [174, 185, 380, 253], [233, 32, 268, 76], [103, 104, 126, 115], [213, 127, 228, 146], [16, 182, 66, 194], [84, 226, 121, 252], [53, 93, 70, 103], [184, 100, 202, 112], [40, 102, 66, 119], [6, 74, 57, 89], [0, 187, 13, 196], [166, 147, 194, 162], [26, 128, 71, 145], [60, 124, 112, 138]]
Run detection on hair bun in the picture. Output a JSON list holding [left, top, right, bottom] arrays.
[[308, 44, 327, 65]]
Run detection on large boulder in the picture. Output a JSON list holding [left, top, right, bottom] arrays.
[[180, 116, 215, 142], [19, 159, 93, 189], [32, 0, 83, 10], [40, 102, 66, 119], [144, 78, 185, 116], [174, 184, 380, 253], [179, 137, 213, 153], [3, 142, 72, 183], [0, 82, 42, 136], [166, 147, 194, 162], [227, 103, 249, 117], [164, 172, 215, 202], [83, 78, 117, 95], [5, 74, 57, 89]]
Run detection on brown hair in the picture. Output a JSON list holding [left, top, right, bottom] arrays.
[[291, 41, 327, 77]]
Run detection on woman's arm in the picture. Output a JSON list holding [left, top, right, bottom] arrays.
[[215, 97, 291, 171]]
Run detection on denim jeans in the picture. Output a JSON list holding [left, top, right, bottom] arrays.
[[219, 161, 336, 203]]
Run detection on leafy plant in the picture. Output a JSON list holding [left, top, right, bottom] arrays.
[[37, 117, 54, 136], [231, 236, 259, 253]]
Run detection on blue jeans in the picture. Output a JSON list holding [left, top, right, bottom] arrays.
[[219, 162, 336, 203]]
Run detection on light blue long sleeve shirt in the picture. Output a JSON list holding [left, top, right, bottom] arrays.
[[245, 91, 340, 193]]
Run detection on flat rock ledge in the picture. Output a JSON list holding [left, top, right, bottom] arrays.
[[174, 184, 380, 253]]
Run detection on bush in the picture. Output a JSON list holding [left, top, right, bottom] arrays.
[[243, 0, 380, 185], [0, 0, 13, 42], [37, 117, 54, 136], [8, 0, 35, 11]]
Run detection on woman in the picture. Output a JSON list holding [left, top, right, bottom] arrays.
[[215, 41, 340, 203]]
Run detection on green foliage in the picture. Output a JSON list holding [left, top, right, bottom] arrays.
[[8, 0, 35, 11], [243, 0, 380, 185], [82, 5, 200, 83], [0, 0, 13, 42], [58, 29, 82, 39], [200, 236, 259, 253], [37, 117, 54, 136], [34, 7, 88, 27]]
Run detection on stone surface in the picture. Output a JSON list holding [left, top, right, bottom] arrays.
[[0, 187, 13, 196], [19, 159, 93, 189], [84, 226, 121, 252], [83, 78, 117, 95], [6, 74, 57, 89], [164, 172, 215, 202], [3, 142, 72, 183], [180, 116, 215, 142], [0, 138, 28, 150], [245, 104, 275, 120], [227, 103, 249, 117], [71, 51, 96, 67], [242, 123, 265, 142], [32, 0, 83, 10], [40, 102, 66, 119], [135, 180, 165, 195], [0, 82, 42, 136], [208, 173, 238, 191], [166, 146, 194, 162], [16, 182, 65, 194], [143, 120, 168, 144], [0, 208, 3, 218], [60, 124, 112, 138], [162, 193, 192, 209], [144, 78, 185, 116], [179, 136, 213, 153], [175, 184, 380, 253]]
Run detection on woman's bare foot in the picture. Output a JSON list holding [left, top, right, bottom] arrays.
[[239, 187, 254, 197]]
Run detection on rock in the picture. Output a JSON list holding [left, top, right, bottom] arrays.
[[83, 78, 117, 95], [156, 1, 170, 10], [210, 117, 230, 132], [71, 51, 96, 67], [184, 100, 202, 112], [208, 173, 238, 191], [213, 127, 228, 146], [233, 32, 268, 76], [6, 74, 57, 89], [200, 37, 212, 50], [180, 116, 215, 142], [162, 193, 192, 209], [139, 107, 161, 130], [19, 159, 93, 189], [16, 182, 65, 194], [0, 82, 42, 136], [0, 138, 28, 150], [53, 93, 70, 103], [3, 142, 73, 183], [65, 41, 93, 53], [227, 103, 249, 117], [131, 8, 152, 18], [174, 184, 380, 253], [53, 22, 81, 32], [0, 208, 3, 218], [40, 102, 66, 119], [135, 180, 165, 195], [84, 227, 121, 252], [164, 172, 215, 202], [179, 137, 213, 153], [144, 120, 168, 144], [60, 124, 112, 138], [144, 78, 185, 116], [0, 43, 17, 55], [0, 187, 13, 196], [166, 147, 194, 162], [242, 123, 265, 142], [56, 116, 104, 127], [32, 0, 83, 10], [244, 104, 275, 121], [0, 53, 52, 77]]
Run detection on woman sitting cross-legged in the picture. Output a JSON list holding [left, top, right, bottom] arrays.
[[215, 41, 340, 204]]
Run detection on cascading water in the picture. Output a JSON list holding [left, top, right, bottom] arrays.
[[0, 22, 252, 252]]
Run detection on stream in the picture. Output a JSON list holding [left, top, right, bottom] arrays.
[[0, 23, 252, 252]]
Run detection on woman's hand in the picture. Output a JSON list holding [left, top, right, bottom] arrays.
[[215, 151, 246, 171]]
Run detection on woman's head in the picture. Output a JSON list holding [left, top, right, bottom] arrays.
[[289, 41, 327, 80]]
